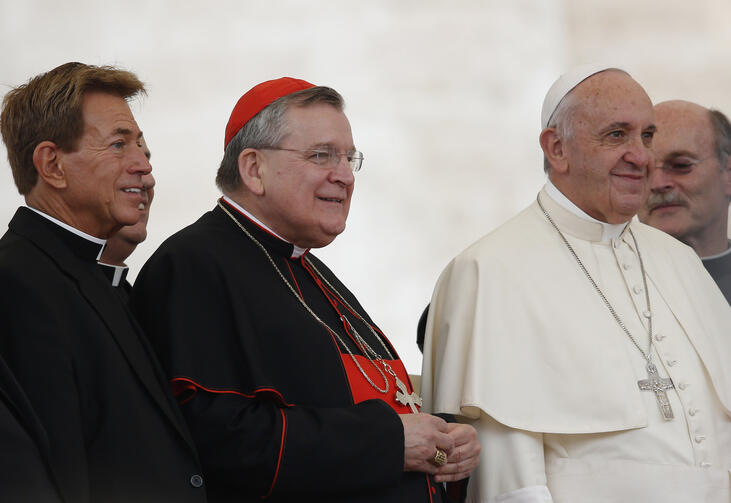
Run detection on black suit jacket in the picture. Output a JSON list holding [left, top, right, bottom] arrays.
[[0, 354, 63, 502], [0, 208, 207, 503]]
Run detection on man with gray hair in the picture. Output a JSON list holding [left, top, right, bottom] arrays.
[[638, 101, 731, 303], [421, 65, 731, 502], [131, 77, 480, 502]]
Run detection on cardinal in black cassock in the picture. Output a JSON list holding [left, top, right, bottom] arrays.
[[131, 78, 478, 502]]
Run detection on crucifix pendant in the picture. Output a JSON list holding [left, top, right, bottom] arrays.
[[395, 376, 422, 414], [637, 362, 675, 420]]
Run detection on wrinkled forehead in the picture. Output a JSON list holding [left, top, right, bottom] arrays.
[[570, 70, 653, 124], [282, 103, 353, 143], [655, 104, 715, 156]]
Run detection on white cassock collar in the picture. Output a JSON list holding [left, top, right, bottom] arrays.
[[545, 178, 628, 244]]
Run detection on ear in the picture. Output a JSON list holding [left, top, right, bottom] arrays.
[[539, 128, 569, 174], [722, 155, 731, 199], [32, 141, 68, 189], [238, 148, 266, 196]]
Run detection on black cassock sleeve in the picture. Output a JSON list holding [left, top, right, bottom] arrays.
[[181, 390, 403, 497], [131, 237, 405, 499]]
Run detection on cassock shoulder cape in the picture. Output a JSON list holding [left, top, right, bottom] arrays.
[[422, 190, 731, 433], [131, 201, 440, 503]]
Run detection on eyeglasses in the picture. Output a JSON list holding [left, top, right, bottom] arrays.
[[655, 155, 715, 174], [260, 146, 364, 172]]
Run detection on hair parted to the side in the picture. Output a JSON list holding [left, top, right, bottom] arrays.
[[216, 86, 344, 193], [709, 109, 731, 172], [0, 62, 145, 195]]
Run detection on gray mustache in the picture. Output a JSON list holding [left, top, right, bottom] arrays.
[[646, 191, 685, 210]]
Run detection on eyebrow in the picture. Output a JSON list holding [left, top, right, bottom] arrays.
[[599, 122, 657, 133], [308, 142, 357, 151], [664, 149, 699, 159], [111, 127, 143, 140]]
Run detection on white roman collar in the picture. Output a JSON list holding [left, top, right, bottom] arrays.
[[98, 262, 129, 287], [545, 179, 628, 243], [26, 205, 107, 260], [221, 196, 308, 259]]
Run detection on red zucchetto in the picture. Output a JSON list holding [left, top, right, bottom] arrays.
[[224, 77, 315, 149]]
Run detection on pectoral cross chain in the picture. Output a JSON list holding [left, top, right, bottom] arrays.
[[395, 376, 422, 414], [637, 363, 675, 420]]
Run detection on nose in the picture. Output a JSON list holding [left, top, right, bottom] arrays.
[[141, 172, 156, 204], [623, 135, 651, 169], [130, 143, 152, 175], [648, 162, 674, 193], [328, 154, 355, 186]]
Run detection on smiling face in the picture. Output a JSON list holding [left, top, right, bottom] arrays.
[[550, 71, 656, 224], [637, 101, 731, 253], [255, 103, 355, 248], [103, 136, 155, 265], [58, 91, 152, 238]]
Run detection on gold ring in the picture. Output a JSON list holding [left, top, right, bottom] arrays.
[[432, 448, 447, 466]]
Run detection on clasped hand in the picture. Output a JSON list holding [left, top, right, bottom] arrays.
[[400, 413, 480, 482]]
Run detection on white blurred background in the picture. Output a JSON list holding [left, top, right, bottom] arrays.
[[1, 0, 730, 373]]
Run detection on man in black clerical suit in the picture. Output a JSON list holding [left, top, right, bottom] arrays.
[[0, 354, 63, 502], [131, 78, 480, 502], [0, 62, 207, 503], [98, 136, 155, 298]]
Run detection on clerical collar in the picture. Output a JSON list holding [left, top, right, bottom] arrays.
[[98, 262, 129, 287], [702, 241, 731, 261], [26, 205, 106, 260], [545, 179, 628, 243], [220, 196, 308, 259]]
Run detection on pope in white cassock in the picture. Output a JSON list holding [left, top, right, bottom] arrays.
[[421, 65, 731, 503]]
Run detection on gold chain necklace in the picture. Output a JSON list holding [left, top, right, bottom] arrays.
[[217, 201, 422, 412]]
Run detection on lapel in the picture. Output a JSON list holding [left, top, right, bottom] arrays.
[[9, 208, 198, 451]]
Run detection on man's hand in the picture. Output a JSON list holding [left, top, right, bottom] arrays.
[[433, 422, 480, 482], [400, 413, 454, 474]]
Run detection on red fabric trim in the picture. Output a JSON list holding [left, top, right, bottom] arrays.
[[340, 355, 417, 414], [427, 474, 435, 503], [262, 408, 287, 499], [169, 376, 293, 407], [284, 260, 304, 300], [300, 257, 399, 356]]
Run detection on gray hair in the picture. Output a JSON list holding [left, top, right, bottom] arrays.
[[216, 86, 344, 193], [709, 109, 731, 170], [543, 92, 576, 173]]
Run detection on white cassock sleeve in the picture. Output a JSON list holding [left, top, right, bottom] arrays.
[[465, 413, 553, 503]]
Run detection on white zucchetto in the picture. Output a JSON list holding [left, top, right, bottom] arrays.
[[541, 63, 626, 129]]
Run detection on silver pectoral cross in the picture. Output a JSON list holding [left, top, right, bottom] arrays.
[[637, 362, 675, 420], [395, 376, 422, 414]]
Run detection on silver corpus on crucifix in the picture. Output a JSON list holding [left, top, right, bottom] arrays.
[[537, 195, 675, 421], [638, 363, 675, 420], [395, 376, 422, 413]]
